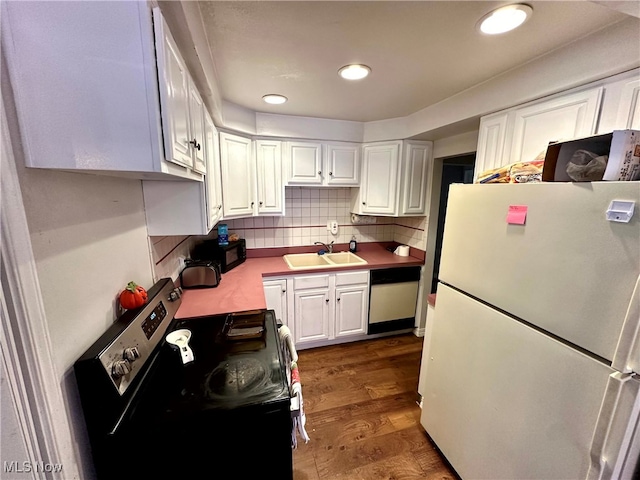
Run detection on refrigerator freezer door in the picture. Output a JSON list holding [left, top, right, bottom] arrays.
[[439, 182, 640, 362], [421, 284, 616, 480]]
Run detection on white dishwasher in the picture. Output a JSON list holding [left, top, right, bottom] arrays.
[[368, 266, 421, 334]]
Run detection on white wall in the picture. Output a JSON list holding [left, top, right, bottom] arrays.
[[15, 167, 153, 480], [4, 63, 154, 478], [433, 130, 479, 160]]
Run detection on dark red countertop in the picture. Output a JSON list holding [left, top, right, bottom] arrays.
[[175, 243, 424, 319]]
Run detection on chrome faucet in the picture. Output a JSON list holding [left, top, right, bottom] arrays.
[[314, 241, 334, 253]]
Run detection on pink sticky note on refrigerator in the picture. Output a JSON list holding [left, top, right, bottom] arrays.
[[507, 205, 528, 225]]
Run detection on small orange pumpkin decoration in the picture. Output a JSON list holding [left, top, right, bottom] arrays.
[[119, 281, 148, 310]]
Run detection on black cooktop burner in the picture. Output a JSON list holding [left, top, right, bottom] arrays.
[[162, 310, 289, 412], [206, 356, 269, 397]]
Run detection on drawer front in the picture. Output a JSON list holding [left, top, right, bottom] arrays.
[[294, 274, 330, 290], [335, 270, 369, 286]]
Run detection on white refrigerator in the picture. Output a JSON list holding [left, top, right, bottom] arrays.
[[420, 182, 640, 479]]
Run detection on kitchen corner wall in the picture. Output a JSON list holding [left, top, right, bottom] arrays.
[[150, 187, 428, 279]]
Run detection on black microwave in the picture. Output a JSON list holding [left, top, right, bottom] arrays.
[[192, 239, 246, 273]]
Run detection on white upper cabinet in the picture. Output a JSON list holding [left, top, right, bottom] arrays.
[[286, 141, 324, 185], [359, 141, 401, 215], [476, 112, 509, 175], [141, 111, 224, 236], [1, 2, 203, 180], [351, 140, 432, 217], [219, 133, 285, 219], [324, 142, 360, 186], [401, 141, 432, 216], [204, 112, 223, 230], [155, 9, 207, 175], [188, 78, 207, 174], [508, 87, 603, 165], [220, 132, 255, 218], [255, 140, 285, 215], [474, 86, 603, 179], [286, 141, 360, 186], [616, 78, 640, 130], [155, 12, 193, 170]]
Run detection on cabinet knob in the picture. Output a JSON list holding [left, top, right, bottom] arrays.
[[259, 201, 263, 206], [329, 172, 333, 176], [217, 205, 222, 210], [251, 201, 255, 207], [189, 139, 201, 151], [282, 289, 286, 293], [318, 171, 322, 175], [362, 201, 366, 205], [325, 298, 329, 303], [337, 297, 341, 302]]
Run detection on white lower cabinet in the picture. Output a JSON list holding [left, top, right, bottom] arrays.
[[334, 285, 368, 337], [290, 270, 369, 347], [263, 271, 370, 348], [262, 278, 289, 328], [294, 287, 332, 344]]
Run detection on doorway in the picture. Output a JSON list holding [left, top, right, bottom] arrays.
[[430, 154, 475, 293]]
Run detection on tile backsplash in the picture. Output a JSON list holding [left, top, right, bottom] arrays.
[[150, 187, 428, 279], [223, 188, 396, 248]]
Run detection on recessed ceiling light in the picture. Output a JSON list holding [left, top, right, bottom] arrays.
[[338, 64, 371, 81], [478, 4, 532, 35], [262, 94, 288, 105]]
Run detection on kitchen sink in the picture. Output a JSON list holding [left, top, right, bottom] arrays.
[[323, 252, 367, 265], [283, 252, 368, 270]]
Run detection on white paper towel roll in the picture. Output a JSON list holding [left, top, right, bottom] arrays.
[[394, 245, 410, 257]]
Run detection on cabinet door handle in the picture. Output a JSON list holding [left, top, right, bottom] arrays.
[[189, 139, 201, 151]]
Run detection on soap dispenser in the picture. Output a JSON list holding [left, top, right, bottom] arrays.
[[349, 236, 357, 253]]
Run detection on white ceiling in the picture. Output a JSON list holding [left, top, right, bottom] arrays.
[[197, 1, 635, 124]]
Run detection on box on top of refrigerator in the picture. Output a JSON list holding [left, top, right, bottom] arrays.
[[542, 129, 640, 182]]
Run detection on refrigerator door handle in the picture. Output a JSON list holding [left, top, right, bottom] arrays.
[[587, 372, 640, 480], [612, 274, 640, 374]]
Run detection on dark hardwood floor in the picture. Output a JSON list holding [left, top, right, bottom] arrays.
[[292, 333, 458, 480]]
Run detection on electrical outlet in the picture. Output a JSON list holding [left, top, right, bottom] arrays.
[[330, 220, 338, 235]]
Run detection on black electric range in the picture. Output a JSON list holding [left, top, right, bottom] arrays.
[[74, 278, 293, 480]]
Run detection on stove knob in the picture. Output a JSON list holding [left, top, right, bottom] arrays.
[[123, 347, 140, 362], [111, 359, 131, 379]]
